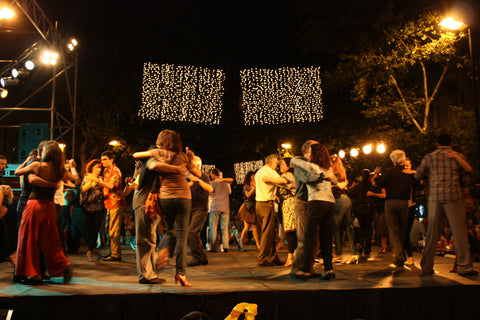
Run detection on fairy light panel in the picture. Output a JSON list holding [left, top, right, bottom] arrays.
[[240, 66, 324, 125], [201, 164, 216, 175], [139, 63, 225, 124], [234, 160, 264, 184]]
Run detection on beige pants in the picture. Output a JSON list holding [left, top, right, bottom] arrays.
[[108, 206, 124, 258]]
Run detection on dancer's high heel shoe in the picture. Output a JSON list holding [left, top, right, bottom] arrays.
[[155, 248, 169, 269], [175, 274, 191, 287], [345, 255, 359, 265], [284, 253, 294, 267]]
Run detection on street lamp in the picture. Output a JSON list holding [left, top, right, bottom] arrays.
[[440, 17, 479, 156]]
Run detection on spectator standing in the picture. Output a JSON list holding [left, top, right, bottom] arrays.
[[208, 168, 233, 253]]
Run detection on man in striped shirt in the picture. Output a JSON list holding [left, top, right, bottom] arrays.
[[415, 134, 477, 276]]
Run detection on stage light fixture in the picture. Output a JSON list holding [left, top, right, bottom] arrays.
[[41, 50, 59, 65], [0, 7, 14, 19], [0, 77, 19, 87], [0, 88, 8, 98], [25, 60, 35, 71], [338, 150, 345, 159], [11, 68, 30, 78], [350, 148, 359, 157], [67, 38, 78, 51]]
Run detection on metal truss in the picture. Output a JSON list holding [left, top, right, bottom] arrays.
[[0, 0, 78, 157]]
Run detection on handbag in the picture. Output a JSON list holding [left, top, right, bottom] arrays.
[[79, 187, 104, 212]]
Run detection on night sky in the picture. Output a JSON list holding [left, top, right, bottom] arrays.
[[2, 0, 479, 174]]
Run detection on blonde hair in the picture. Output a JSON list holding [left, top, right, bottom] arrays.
[[0, 185, 13, 205]]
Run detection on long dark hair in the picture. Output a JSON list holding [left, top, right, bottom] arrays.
[[244, 171, 255, 187], [41, 141, 65, 182], [310, 144, 331, 170]]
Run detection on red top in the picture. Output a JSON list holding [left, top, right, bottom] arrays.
[[103, 164, 123, 209]]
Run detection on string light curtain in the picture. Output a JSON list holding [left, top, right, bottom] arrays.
[[234, 160, 264, 184], [201, 164, 216, 175], [240, 66, 324, 125], [139, 63, 225, 124]]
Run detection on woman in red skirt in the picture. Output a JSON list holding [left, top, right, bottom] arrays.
[[14, 141, 78, 285]]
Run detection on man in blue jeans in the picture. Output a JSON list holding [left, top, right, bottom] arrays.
[[208, 168, 233, 253]]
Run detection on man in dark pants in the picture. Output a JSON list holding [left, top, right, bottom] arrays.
[[290, 140, 318, 276], [187, 156, 212, 266], [375, 149, 415, 268]]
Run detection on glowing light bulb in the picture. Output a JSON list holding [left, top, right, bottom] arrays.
[[363, 144, 372, 154]]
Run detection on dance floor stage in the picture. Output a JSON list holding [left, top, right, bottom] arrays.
[[1, 245, 480, 320]]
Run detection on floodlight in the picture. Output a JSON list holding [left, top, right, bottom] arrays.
[[25, 60, 35, 71], [41, 50, 59, 65], [0, 77, 19, 87], [0, 88, 7, 98], [0, 8, 14, 19], [11, 68, 30, 78]]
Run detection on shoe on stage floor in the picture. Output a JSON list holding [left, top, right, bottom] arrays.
[[346, 255, 359, 265], [23, 277, 43, 286], [332, 256, 342, 264], [187, 259, 208, 267], [175, 274, 191, 287], [321, 270, 335, 280], [290, 270, 311, 280], [406, 257, 414, 265], [458, 270, 479, 277], [102, 256, 121, 262], [63, 265, 73, 283], [139, 278, 165, 284]]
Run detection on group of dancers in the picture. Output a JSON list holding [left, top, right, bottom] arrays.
[[6, 131, 479, 286]]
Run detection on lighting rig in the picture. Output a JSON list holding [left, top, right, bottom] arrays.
[[0, 0, 78, 157]]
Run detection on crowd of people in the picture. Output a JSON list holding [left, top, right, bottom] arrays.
[[0, 131, 478, 286]]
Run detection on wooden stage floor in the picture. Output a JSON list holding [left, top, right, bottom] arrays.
[[1, 244, 479, 319]]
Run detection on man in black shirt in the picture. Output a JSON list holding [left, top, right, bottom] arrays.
[[375, 149, 415, 267]]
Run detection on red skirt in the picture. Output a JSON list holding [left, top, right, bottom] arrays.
[[15, 199, 70, 277]]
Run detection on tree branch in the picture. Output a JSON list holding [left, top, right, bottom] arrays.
[[390, 74, 425, 133], [420, 61, 429, 132]]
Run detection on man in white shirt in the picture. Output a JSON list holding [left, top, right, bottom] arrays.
[[255, 155, 288, 266]]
